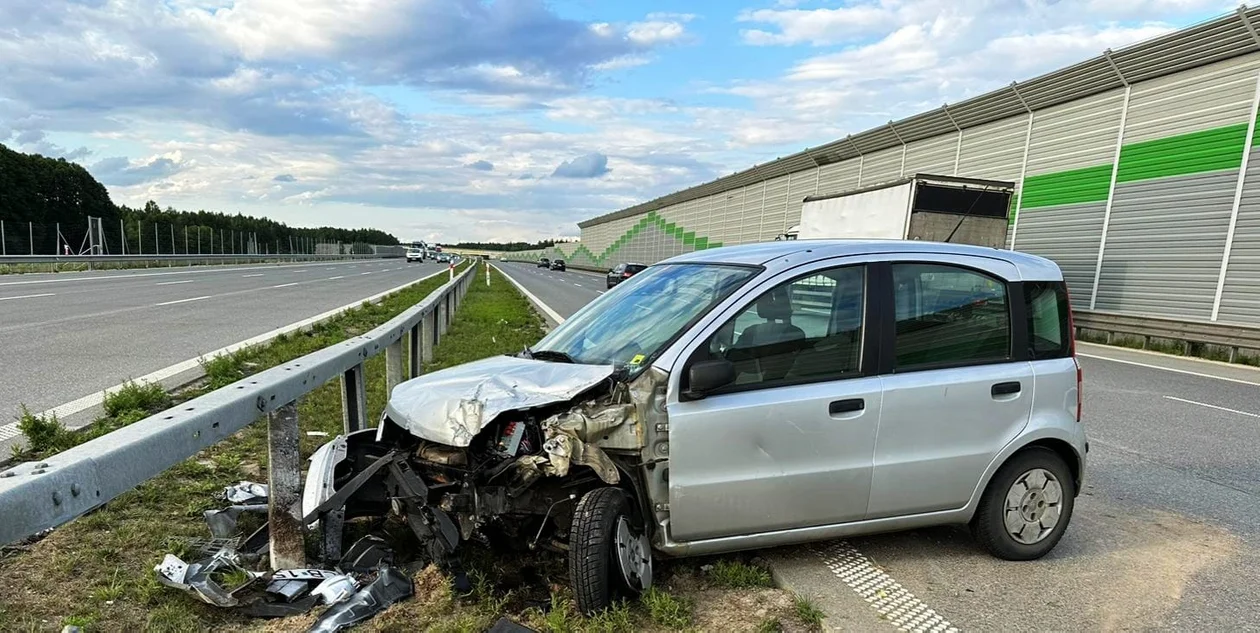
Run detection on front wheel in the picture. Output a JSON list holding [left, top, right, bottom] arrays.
[[971, 447, 1075, 560], [569, 488, 652, 615]]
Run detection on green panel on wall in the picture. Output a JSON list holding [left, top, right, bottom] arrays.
[[1117, 123, 1247, 182], [1020, 164, 1114, 209]]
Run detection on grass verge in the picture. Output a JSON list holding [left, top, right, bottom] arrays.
[[0, 265, 820, 632]]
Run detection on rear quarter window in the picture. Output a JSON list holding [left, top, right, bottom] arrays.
[[1025, 281, 1071, 359]]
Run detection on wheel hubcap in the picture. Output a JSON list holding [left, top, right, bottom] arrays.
[[1004, 468, 1063, 545], [614, 516, 652, 591]]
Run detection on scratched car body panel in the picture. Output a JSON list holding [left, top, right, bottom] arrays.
[[305, 239, 1088, 614]]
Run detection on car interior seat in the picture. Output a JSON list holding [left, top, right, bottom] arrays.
[[734, 286, 806, 381]]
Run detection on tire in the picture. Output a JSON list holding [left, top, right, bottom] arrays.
[[971, 447, 1075, 561], [570, 488, 649, 615]]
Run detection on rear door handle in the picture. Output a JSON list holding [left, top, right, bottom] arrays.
[[829, 398, 865, 415], [992, 381, 1022, 397]]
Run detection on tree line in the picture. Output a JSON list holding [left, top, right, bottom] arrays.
[[445, 239, 575, 252], [0, 143, 399, 252]]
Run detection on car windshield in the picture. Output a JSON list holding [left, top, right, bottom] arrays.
[[531, 263, 757, 375]]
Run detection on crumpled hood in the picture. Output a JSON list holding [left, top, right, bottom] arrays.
[[384, 355, 616, 447]]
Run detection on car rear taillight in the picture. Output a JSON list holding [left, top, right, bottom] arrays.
[[1063, 281, 1081, 423]]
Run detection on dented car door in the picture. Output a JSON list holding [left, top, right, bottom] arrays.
[[665, 262, 880, 542]]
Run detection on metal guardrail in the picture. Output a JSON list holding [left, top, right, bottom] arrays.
[[1074, 310, 1260, 362], [0, 264, 477, 563], [0, 253, 392, 266]]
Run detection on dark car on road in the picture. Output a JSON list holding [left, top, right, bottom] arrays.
[[538, 258, 551, 268], [550, 259, 566, 271], [606, 262, 647, 288]]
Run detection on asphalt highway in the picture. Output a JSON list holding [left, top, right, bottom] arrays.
[[496, 260, 1260, 632], [0, 259, 445, 423]]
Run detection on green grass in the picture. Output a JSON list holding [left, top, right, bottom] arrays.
[[640, 586, 694, 629], [794, 594, 826, 629], [704, 558, 774, 589], [102, 380, 172, 418]]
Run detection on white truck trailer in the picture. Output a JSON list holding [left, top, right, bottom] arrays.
[[778, 173, 1016, 248]]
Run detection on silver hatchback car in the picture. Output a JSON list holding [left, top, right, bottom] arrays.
[[304, 240, 1087, 614]]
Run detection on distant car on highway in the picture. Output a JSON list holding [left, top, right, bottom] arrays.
[[550, 259, 566, 271], [405, 248, 424, 262], [606, 262, 647, 288], [435, 253, 450, 263], [305, 239, 1086, 616], [537, 257, 551, 268]]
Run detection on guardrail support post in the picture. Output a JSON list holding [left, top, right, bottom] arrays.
[[386, 339, 404, 394], [267, 401, 306, 570], [408, 323, 422, 377], [341, 363, 367, 433], [421, 311, 435, 363], [438, 298, 449, 336]]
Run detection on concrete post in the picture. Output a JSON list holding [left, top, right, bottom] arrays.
[[267, 402, 305, 570], [409, 324, 422, 377], [422, 311, 436, 363], [386, 339, 404, 394]]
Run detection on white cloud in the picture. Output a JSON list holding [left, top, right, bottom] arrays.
[[627, 19, 690, 46]]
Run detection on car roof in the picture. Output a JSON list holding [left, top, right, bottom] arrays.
[[657, 239, 1062, 281]]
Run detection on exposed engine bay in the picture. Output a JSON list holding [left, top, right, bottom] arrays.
[[300, 355, 665, 583]]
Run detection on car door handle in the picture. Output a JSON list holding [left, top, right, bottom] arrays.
[[829, 399, 865, 415], [991, 381, 1022, 397]]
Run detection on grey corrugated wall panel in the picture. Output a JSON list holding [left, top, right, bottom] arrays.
[[1218, 156, 1260, 324], [817, 159, 859, 197], [1124, 54, 1260, 143], [957, 115, 1029, 181], [786, 168, 819, 229], [740, 182, 766, 243], [1096, 172, 1238, 319], [1026, 88, 1125, 176], [720, 188, 745, 245], [760, 175, 791, 240], [860, 146, 904, 185], [903, 132, 959, 175], [1010, 202, 1107, 301]]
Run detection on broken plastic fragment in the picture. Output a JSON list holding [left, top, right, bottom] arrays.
[[311, 574, 359, 605], [153, 548, 261, 607], [241, 594, 319, 618], [308, 566, 414, 633], [204, 504, 267, 538], [339, 535, 394, 574], [223, 481, 269, 504]]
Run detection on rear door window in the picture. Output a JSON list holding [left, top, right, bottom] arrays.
[[1025, 281, 1071, 359], [891, 263, 1011, 370]]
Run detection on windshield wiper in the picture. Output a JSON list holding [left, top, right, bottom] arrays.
[[528, 349, 576, 363]]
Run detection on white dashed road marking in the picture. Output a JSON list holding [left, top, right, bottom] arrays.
[[815, 541, 957, 633], [155, 295, 211, 307], [156, 280, 194, 286], [328, 276, 345, 280], [272, 282, 301, 289], [1163, 395, 1260, 419], [0, 293, 55, 302]]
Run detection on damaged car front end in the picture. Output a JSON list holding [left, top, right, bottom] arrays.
[[302, 262, 757, 613]]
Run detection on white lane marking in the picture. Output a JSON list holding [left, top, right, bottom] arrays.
[[492, 263, 566, 324], [4, 267, 450, 436], [0, 292, 55, 302], [293, 269, 307, 273], [156, 280, 194, 286], [0, 260, 368, 287], [361, 272, 372, 275], [272, 282, 301, 289], [597, 290, 606, 294], [242, 274, 264, 278], [155, 295, 210, 306], [1163, 395, 1260, 419], [1079, 352, 1260, 388], [815, 541, 958, 633], [328, 275, 345, 280]]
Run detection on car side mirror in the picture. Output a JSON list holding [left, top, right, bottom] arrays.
[[684, 359, 736, 399]]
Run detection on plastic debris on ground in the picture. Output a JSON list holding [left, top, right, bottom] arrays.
[[203, 504, 267, 539], [154, 548, 262, 607], [223, 481, 269, 504], [308, 565, 414, 633]]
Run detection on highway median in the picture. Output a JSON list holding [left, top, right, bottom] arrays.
[[0, 264, 823, 632]]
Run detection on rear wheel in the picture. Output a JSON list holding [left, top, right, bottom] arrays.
[[971, 447, 1075, 560], [569, 488, 652, 615]]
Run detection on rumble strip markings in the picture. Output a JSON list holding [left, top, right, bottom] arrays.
[[815, 541, 958, 632]]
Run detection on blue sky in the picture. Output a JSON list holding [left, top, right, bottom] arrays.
[[0, 0, 1233, 243]]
